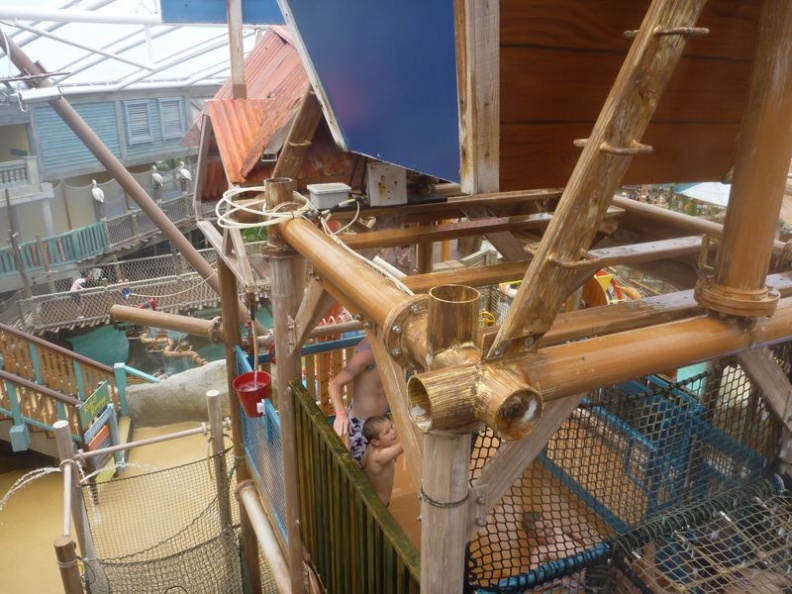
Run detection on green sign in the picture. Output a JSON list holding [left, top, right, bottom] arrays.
[[79, 382, 110, 429]]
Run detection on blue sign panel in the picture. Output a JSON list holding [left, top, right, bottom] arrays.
[[281, 0, 460, 182], [161, 0, 283, 25]]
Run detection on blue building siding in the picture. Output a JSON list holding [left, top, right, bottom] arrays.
[[33, 95, 193, 177], [35, 102, 122, 171], [122, 98, 189, 159]]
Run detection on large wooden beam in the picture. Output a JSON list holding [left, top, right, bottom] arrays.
[[736, 348, 792, 433], [467, 394, 583, 538], [272, 89, 324, 180], [736, 348, 792, 477], [342, 207, 622, 251], [454, 0, 500, 195], [368, 332, 424, 489], [490, 0, 709, 356]]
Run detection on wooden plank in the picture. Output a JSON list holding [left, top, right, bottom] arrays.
[[455, 0, 500, 195], [291, 277, 339, 353], [342, 208, 622, 251], [735, 348, 792, 433], [501, 0, 759, 60], [271, 89, 324, 180], [368, 332, 423, 491], [501, 47, 751, 124], [500, 121, 741, 190], [467, 393, 583, 539], [492, 0, 711, 354]]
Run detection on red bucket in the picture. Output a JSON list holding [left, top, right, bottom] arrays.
[[232, 371, 271, 418]]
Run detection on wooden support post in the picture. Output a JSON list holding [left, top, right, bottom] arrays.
[[695, 1, 792, 318], [368, 333, 424, 489], [207, 390, 233, 530], [736, 348, 792, 477], [266, 178, 306, 593], [226, 0, 246, 99], [53, 421, 94, 565], [54, 536, 84, 594], [218, 259, 261, 591], [420, 432, 472, 594]]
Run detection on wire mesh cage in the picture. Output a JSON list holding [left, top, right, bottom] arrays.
[[467, 364, 783, 593]]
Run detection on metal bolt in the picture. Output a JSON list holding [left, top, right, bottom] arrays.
[[363, 321, 373, 329], [475, 517, 487, 527], [391, 348, 402, 357], [391, 324, 402, 335], [476, 495, 485, 505], [524, 337, 534, 348], [410, 304, 421, 315], [354, 314, 363, 320]]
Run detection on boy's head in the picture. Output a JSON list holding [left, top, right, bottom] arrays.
[[362, 415, 397, 448]]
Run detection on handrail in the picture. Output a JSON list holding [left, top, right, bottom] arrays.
[[0, 321, 114, 374], [0, 367, 80, 406]]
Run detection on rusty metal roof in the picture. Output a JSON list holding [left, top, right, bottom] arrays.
[[195, 25, 357, 202]]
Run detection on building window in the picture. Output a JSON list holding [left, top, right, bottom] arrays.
[[159, 98, 186, 140], [124, 100, 152, 145]]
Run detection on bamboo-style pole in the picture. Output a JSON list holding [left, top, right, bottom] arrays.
[[695, 0, 792, 317], [109, 305, 224, 340], [410, 296, 792, 441], [420, 433, 472, 594], [265, 178, 306, 594]]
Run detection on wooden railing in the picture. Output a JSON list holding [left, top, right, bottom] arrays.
[[0, 193, 194, 279], [0, 322, 123, 413], [239, 337, 420, 593], [294, 382, 420, 594], [0, 367, 83, 441]]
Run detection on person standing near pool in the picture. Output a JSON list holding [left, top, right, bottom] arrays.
[[328, 338, 388, 465]]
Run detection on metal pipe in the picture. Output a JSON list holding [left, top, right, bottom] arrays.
[[279, 218, 410, 325], [60, 460, 73, 537], [0, 6, 162, 24], [0, 35, 223, 302], [237, 482, 292, 594], [75, 424, 212, 459]]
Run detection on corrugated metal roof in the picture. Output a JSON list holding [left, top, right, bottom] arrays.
[[195, 25, 357, 201]]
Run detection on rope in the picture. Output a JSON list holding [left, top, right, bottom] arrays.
[[126, 270, 218, 299]]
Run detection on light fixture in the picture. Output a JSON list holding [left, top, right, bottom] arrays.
[[17, 85, 61, 103]]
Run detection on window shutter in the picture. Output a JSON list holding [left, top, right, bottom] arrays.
[[160, 98, 185, 140], [124, 101, 152, 145]]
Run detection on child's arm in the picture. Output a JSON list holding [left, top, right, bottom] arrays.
[[373, 442, 403, 466]]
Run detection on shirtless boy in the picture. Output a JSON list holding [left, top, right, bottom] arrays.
[[360, 416, 403, 506], [328, 338, 388, 464]]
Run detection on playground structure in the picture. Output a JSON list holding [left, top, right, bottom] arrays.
[[4, 1, 792, 593]]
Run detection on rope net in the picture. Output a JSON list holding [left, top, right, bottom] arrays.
[[467, 354, 786, 593], [76, 449, 277, 594]]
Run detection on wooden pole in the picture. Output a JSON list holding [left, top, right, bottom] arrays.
[[5, 189, 31, 297], [110, 304, 224, 341], [54, 536, 84, 594], [420, 432, 472, 594], [217, 259, 261, 592], [266, 178, 306, 593], [207, 389, 233, 530], [226, 0, 247, 99], [53, 421, 93, 564], [695, 0, 792, 318]]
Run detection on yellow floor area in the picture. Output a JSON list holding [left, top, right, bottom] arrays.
[[0, 423, 210, 594]]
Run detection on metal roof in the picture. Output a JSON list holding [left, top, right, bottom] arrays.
[[0, 0, 265, 97]]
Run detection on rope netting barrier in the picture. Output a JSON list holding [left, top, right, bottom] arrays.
[[15, 242, 269, 332], [467, 355, 786, 593], [76, 449, 278, 593]]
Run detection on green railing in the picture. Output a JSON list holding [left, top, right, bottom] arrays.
[[293, 381, 420, 594]]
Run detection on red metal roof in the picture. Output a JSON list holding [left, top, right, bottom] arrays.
[[195, 26, 356, 201]]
